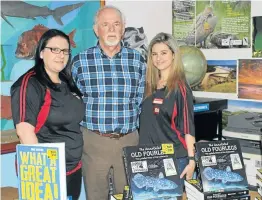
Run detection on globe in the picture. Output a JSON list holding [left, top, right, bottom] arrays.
[[179, 45, 207, 87]]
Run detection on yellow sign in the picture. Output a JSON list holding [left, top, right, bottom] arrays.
[[47, 149, 58, 160], [113, 194, 123, 200], [161, 144, 174, 154], [188, 179, 198, 184]]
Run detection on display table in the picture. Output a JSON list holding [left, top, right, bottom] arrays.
[[182, 191, 260, 200], [194, 97, 228, 141], [1, 187, 260, 200]]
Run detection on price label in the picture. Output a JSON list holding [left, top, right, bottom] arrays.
[[47, 149, 58, 160], [161, 144, 174, 154]]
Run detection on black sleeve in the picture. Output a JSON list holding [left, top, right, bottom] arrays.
[[11, 77, 44, 127], [175, 82, 195, 136]]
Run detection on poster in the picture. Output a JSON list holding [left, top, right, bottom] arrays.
[[172, 0, 195, 46], [192, 60, 236, 93], [173, 0, 251, 49], [252, 16, 262, 58], [222, 99, 262, 131], [238, 59, 262, 100]]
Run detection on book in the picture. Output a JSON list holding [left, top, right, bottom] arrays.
[[185, 179, 249, 200], [257, 169, 262, 196], [16, 143, 67, 200], [257, 169, 262, 180], [243, 152, 262, 187], [222, 129, 261, 141], [186, 193, 250, 200], [223, 136, 262, 151], [123, 143, 183, 200], [110, 194, 123, 200], [195, 140, 249, 193]]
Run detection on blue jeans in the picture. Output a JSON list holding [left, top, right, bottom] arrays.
[[177, 157, 197, 190], [177, 157, 189, 190]]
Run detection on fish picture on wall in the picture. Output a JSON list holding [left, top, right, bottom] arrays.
[[1, 0, 103, 145], [15, 24, 76, 59], [1, 1, 85, 28]]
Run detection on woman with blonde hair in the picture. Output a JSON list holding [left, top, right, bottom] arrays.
[[139, 32, 196, 187]]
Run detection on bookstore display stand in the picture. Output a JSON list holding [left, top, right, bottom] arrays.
[[194, 97, 228, 141]]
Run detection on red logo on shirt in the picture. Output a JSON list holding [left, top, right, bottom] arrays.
[[153, 106, 160, 115]]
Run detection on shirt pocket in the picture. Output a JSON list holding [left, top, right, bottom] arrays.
[[124, 73, 140, 99]]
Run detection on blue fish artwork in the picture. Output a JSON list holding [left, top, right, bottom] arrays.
[[203, 166, 243, 184], [132, 172, 178, 192], [1, 1, 85, 28]]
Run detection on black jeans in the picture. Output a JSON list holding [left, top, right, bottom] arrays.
[[67, 168, 82, 200]]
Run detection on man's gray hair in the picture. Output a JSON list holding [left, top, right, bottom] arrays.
[[94, 5, 126, 25]]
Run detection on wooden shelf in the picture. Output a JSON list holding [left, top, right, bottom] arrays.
[[1, 129, 20, 154]]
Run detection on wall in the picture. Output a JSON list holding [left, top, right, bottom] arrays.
[[107, 0, 262, 100]]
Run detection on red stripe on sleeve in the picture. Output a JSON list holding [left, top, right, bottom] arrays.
[[171, 103, 187, 149], [35, 88, 51, 134], [179, 83, 189, 134]]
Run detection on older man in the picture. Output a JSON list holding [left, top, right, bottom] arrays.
[[71, 6, 146, 200]]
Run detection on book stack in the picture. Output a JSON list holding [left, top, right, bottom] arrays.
[[257, 169, 262, 197], [223, 112, 262, 188], [123, 143, 183, 200], [185, 179, 249, 200], [186, 140, 250, 200]]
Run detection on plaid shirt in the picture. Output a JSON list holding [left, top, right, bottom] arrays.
[[71, 44, 146, 134]]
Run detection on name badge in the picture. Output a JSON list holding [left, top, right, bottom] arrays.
[[153, 98, 163, 104], [153, 106, 160, 115]]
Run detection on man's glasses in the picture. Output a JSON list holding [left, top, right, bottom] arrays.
[[45, 47, 71, 55]]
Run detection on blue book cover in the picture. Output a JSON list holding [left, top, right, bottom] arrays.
[[16, 143, 67, 200], [195, 140, 249, 193], [123, 143, 183, 200]]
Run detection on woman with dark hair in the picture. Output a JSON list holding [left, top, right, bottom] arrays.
[[11, 29, 84, 199], [139, 32, 196, 188]]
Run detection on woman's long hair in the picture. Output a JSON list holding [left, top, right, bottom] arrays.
[[34, 29, 82, 97], [145, 32, 186, 98]]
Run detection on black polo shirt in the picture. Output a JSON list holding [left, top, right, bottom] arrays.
[[11, 71, 85, 172], [139, 82, 195, 158]]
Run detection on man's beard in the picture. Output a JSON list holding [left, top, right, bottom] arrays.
[[105, 38, 120, 46]]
